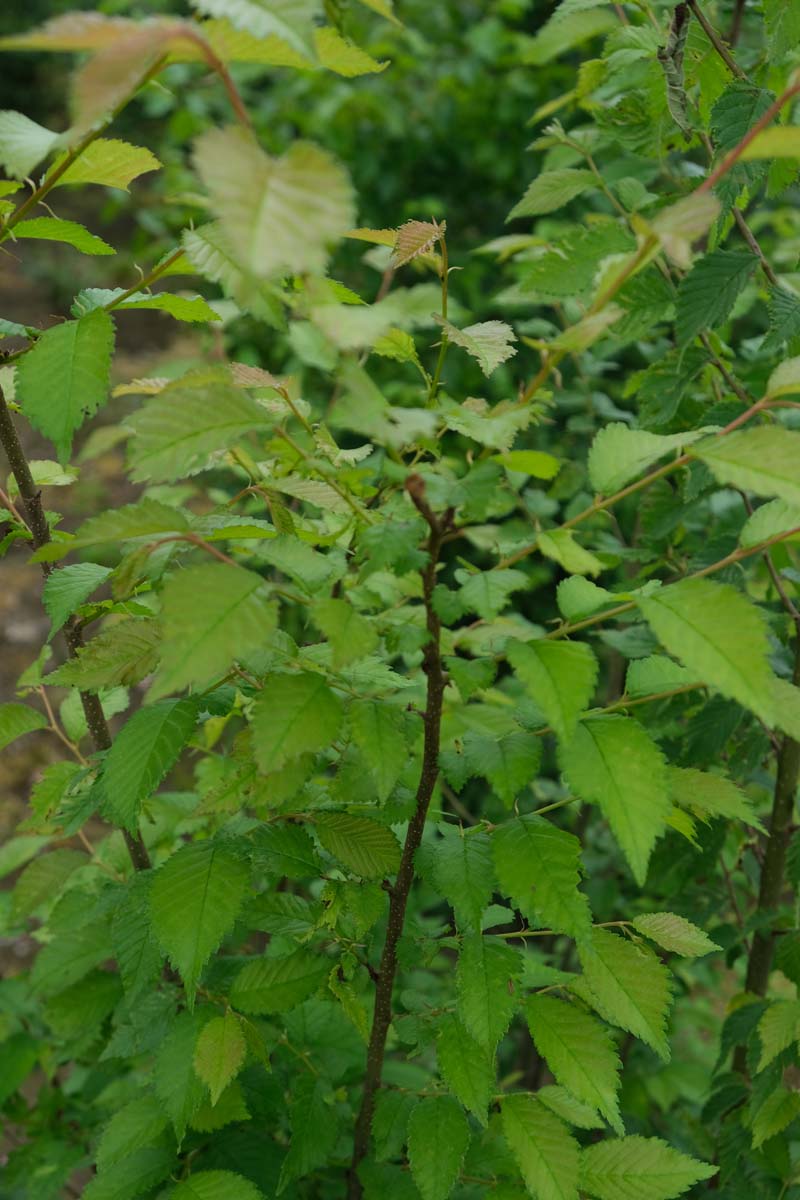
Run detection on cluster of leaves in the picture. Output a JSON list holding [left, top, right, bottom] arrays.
[[1, 1, 800, 1199]]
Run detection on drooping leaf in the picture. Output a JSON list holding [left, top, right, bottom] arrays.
[[508, 639, 598, 744], [149, 841, 249, 1002], [111, 873, 164, 999], [251, 672, 343, 773], [32, 498, 190, 563], [752, 1088, 800, 1150], [154, 1009, 211, 1142], [560, 716, 669, 885], [315, 813, 401, 879], [101, 698, 197, 831], [576, 929, 673, 1060], [349, 699, 407, 803], [579, 1135, 716, 1200], [431, 827, 495, 931], [436, 1014, 493, 1126], [407, 1095, 471, 1200], [186, 0, 317, 57], [525, 995, 623, 1134], [667, 766, 761, 828], [47, 618, 161, 689], [632, 913, 720, 957], [538, 529, 603, 576], [193, 1011, 247, 1105], [456, 933, 522, 1050], [0, 701, 47, 752], [501, 1093, 580, 1200], [762, 286, 800, 351], [12, 848, 87, 917], [229, 949, 328, 1014], [16, 309, 115, 461], [492, 814, 591, 940]]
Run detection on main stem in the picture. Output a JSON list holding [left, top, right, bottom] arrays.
[[0, 385, 151, 873], [347, 477, 451, 1198]]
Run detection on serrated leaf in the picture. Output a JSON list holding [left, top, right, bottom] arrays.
[[675, 250, 756, 348], [408, 1095, 470, 1200], [16, 309, 114, 461], [436, 1014, 493, 1126], [587, 424, 707, 494], [13, 217, 115, 256], [695, 427, 800, 508], [752, 1088, 800, 1150], [632, 913, 720, 957], [315, 813, 401, 879], [150, 841, 248, 1002], [537, 1085, 605, 1131], [372, 1089, 416, 1161], [42, 562, 112, 639], [508, 168, 596, 221], [12, 848, 87, 916], [667, 766, 761, 828], [538, 529, 603, 577], [557, 576, 616, 621], [756, 1000, 800, 1072], [102, 698, 197, 831], [194, 127, 354, 278], [95, 1094, 168, 1172], [454, 730, 541, 807], [739, 498, 800, 548], [154, 1009, 210, 1141], [349, 699, 407, 803], [492, 814, 591, 940], [638, 578, 777, 724], [251, 672, 342, 772], [278, 1074, 339, 1192], [150, 563, 276, 701], [82, 1145, 175, 1200], [0, 701, 47, 751], [73, 288, 220, 324], [127, 372, 272, 483], [525, 995, 623, 1134], [0, 110, 59, 178], [49, 137, 160, 190], [172, 1171, 265, 1200], [763, 286, 800, 352], [252, 822, 322, 879], [48, 618, 160, 689], [313, 597, 377, 667], [650, 192, 720, 269], [624, 655, 697, 698], [391, 219, 445, 267], [435, 317, 517, 377], [314, 25, 388, 75], [577, 929, 672, 1060], [456, 933, 521, 1049], [187, 0, 316, 57], [432, 827, 495, 930], [32, 498, 190, 562], [508, 639, 598, 744], [560, 716, 669, 885], [230, 949, 328, 1013], [193, 1011, 246, 1105], [501, 1094, 580, 1200], [111, 873, 163, 999], [579, 1135, 716, 1200]]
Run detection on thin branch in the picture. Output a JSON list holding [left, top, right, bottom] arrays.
[[688, 0, 747, 80], [700, 80, 800, 195]]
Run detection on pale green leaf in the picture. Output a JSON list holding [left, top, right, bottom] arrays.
[[0, 110, 59, 178], [560, 716, 669, 885], [587, 424, 708, 494], [667, 766, 762, 828], [757, 1000, 800, 1072], [739, 126, 800, 159], [557, 576, 617, 620], [150, 563, 276, 701], [230, 949, 328, 1013], [638, 578, 777, 723], [149, 841, 249, 1002], [42, 562, 112, 639], [193, 127, 354, 278], [432, 827, 495, 930], [0, 701, 47, 751], [72, 288, 220, 324], [186, 0, 317, 57], [315, 813, 401, 879], [16, 309, 115, 461], [577, 929, 673, 1060], [538, 529, 603, 577], [32, 498, 190, 562], [694, 427, 800, 507], [171, 1170, 264, 1200], [739, 498, 800, 548], [501, 1093, 580, 1200], [767, 356, 800, 398], [313, 597, 377, 667], [456, 933, 522, 1050], [193, 1011, 247, 1105], [102, 698, 197, 831], [632, 913, 720, 957], [492, 814, 591, 940], [314, 25, 388, 75], [650, 192, 720, 269], [508, 639, 598, 744], [579, 1135, 716, 1200], [435, 317, 517, 377], [251, 672, 342, 772], [408, 1095, 470, 1200], [508, 169, 596, 221], [624, 655, 697, 699], [13, 217, 115, 255], [437, 1014, 493, 1126], [494, 449, 561, 479], [525, 995, 622, 1134], [48, 137, 160, 190], [752, 1088, 800, 1149], [537, 1085, 605, 1131]]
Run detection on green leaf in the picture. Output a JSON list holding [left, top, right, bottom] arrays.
[[48, 138, 160, 190], [349, 699, 407, 803], [764, 0, 800, 59], [624, 655, 697, 698], [501, 1093, 580, 1200], [756, 1000, 800, 1071], [13, 217, 115, 255], [252, 822, 322, 879], [73, 288, 220, 324], [313, 597, 377, 667], [434, 317, 517, 376], [560, 716, 669, 885], [187, 0, 316, 57], [752, 1088, 800, 1149], [251, 672, 343, 772], [763, 286, 800, 351], [508, 639, 598, 744], [432, 827, 495, 931], [694, 427, 800, 508], [739, 498, 800, 548], [453, 730, 542, 807], [675, 250, 756, 348], [230, 949, 328, 1013], [278, 1075, 339, 1192], [32, 498, 190, 562], [16, 309, 114, 461], [457, 569, 527, 620], [0, 701, 47, 751], [538, 529, 603, 577], [12, 847, 87, 916], [372, 1090, 416, 1161], [587, 424, 707, 494], [149, 841, 249, 1002], [494, 449, 561, 479], [436, 1014, 493, 1126], [193, 127, 354, 278], [111, 873, 163, 999], [95, 1095, 168, 1172], [508, 168, 596, 220], [632, 913, 720, 957], [456, 933, 521, 1050], [667, 766, 761, 828], [525, 996, 623, 1134], [315, 813, 401, 879], [82, 1145, 175, 1200], [31, 921, 112, 995], [313, 25, 388, 75], [42, 562, 112, 639], [557, 576, 617, 621], [576, 929, 673, 1060], [638, 578, 777, 723], [492, 814, 591, 940], [102, 699, 197, 831], [47, 618, 160, 689], [407, 1095, 471, 1200], [127, 372, 272, 483], [579, 1135, 716, 1199], [150, 563, 276, 701], [193, 1011, 247, 1105], [0, 109, 59, 178], [154, 1009, 210, 1142]]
